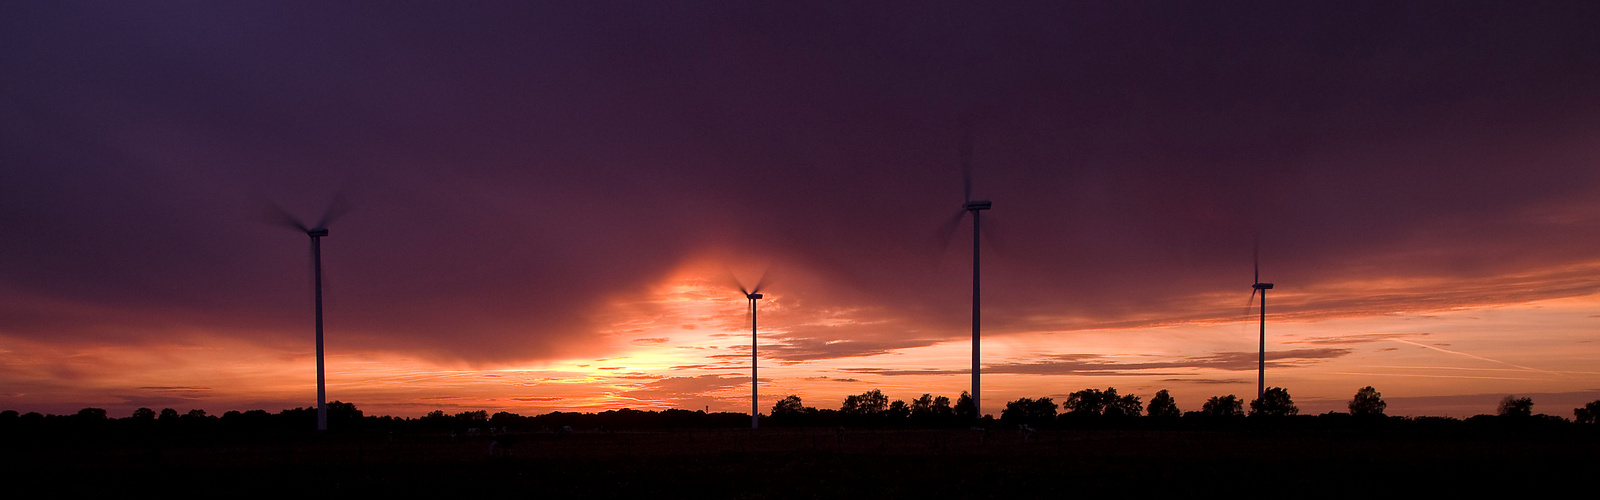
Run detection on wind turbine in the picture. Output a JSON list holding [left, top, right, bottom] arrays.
[[954, 134, 991, 419], [735, 273, 769, 429], [272, 200, 346, 431], [1249, 244, 1274, 401]]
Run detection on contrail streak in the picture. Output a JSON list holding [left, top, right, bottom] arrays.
[[1326, 371, 1535, 381], [1358, 364, 1600, 375], [1387, 339, 1554, 374]]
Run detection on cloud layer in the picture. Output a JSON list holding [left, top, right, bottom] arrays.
[[3, 2, 1600, 415]]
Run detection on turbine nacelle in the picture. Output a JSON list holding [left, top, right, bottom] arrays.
[[964, 200, 992, 211], [747, 293, 763, 300], [307, 228, 330, 237], [1253, 282, 1274, 290]]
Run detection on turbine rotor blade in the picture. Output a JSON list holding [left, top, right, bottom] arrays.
[[932, 209, 967, 253], [721, 265, 751, 295], [265, 201, 310, 232], [960, 133, 973, 204], [959, 113, 975, 204], [315, 190, 352, 230], [1247, 288, 1258, 311], [1253, 237, 1261, 284], [751, 266, 773, 294]]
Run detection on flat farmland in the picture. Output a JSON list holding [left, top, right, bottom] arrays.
[[6, 427, 1595, 496]]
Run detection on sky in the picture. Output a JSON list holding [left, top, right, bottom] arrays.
[[3, 1, 1599, 419]]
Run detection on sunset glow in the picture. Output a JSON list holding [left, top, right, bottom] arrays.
[[5, 259, 1598, 418], [4, 2, 1600, 421]]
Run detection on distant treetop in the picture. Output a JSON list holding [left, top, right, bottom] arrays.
[[1250, 387, 1298, 417], [1497, 396, 1533, 418], [1147, 389, 1180, 418], [1348, 386, 1386, 417]]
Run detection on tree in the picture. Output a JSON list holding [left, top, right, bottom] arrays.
[[954, 391, 977, 420], [328, 400, 364, 420], [237, 409, 272, 426], [158, 408, 180, 421], [1147, 390, 1180, 418], [772, 395, 806, 417], [910, 394, 955, 424], [1250, 387, 1298, 417], [910, 394, 935, 416], [75, 408, 109, 422], [1348, 386, 1387, 417], [1061, 387, 1140, 418], [491, 411, 523, 426], [1001, 398, 1031, 424], [130, 407, 156, 420], [1001, 397, 1058, 426], [1063, 388, 1107, 415], [886, 400, 911, 421], [1202, 395, 1243, 417], [841, 389, 889, 415], [1574, 399, 1600, 424], [1497, 395, 1533, 418], [1105, 393, 1142, 418]]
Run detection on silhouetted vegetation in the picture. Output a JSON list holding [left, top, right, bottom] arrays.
[[954, 391, 977, 420], [1576, 400, 1600, 424], [1063, 388, 1109, 415], [5, 390, 1598, 496], [1058, 387, 1142, 425], [840, 389, 889, 415], [1201, 395, 1245, 417], [1349, 386, 1386, 417], [909, 393, 956, 425], [1147, 389, 1180, 418], [1000, 397, 1057, 427], [1250, 387, 1298, 417], [772, 394, 805, 417], [6, 386, 1598, 438], [1498, 395, 1535, 418]]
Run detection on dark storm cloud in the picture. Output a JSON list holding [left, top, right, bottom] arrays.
[[3, 2, 1600, 365]]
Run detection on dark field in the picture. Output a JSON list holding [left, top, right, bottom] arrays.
[[6, 426, 1596, 496]]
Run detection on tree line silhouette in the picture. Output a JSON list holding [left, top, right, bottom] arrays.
[[4, 387, 1599, 433]]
